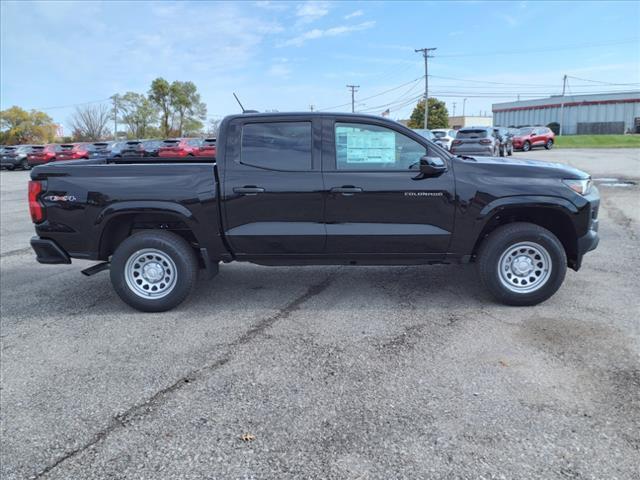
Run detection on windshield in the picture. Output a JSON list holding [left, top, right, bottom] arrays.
[[432, 131, 447, 139], [518, 127, 534, 135], [457, 129, 488, 138]]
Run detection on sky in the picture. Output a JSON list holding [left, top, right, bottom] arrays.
[[1, 0, 639, 133]]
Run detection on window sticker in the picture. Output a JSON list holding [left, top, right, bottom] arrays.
[[337, 126, 396, 164]]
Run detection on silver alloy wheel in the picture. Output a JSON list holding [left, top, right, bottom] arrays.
[[124, 248, 178, 299], [498, 241, 552, 294]]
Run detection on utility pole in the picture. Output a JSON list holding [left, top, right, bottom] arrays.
[[559, 74, 567, 136], [346, 85, 359, 113], [462, 98, 467, 117], [309, 104, 314, 111], [452, 101, 456, 117], [415, 47, 436, 129]]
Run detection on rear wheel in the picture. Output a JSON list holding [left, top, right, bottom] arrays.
[[5, 165, 15, 171], [110, 230, 198, 312], [477, 222, 567, 306], [545, 139, 554, 150], [522, 141, 531, 152], [507, 143, 513, 156], [499, 144, 505, 157], [21, 159, 31, 170]]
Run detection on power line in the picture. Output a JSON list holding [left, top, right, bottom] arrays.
[[318, 76, 423, 111], [566, 75, 640, 86]]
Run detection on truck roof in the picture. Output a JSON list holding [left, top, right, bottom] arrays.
[[224, 111, 392, 122]]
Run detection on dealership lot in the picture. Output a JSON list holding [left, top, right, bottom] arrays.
[[1, 149, 639, 479]]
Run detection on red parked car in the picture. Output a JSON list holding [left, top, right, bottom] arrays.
[[157, 138, 203, 157], [27, 144, 60, 167], [56, 143, 90, 161], [193, 138, 216, 157], [512, 126, 555, 152]]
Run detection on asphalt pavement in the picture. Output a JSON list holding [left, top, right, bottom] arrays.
[[1, 148, 639, 479]]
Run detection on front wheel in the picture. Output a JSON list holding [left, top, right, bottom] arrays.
[[110, 230, 199, 312], [522, 141, 531, 152], [476, 222, 567, 306], [499, 144, 505, 157], [544, 139, 554, 150], [507, 144, 513, 156], [21, 159, 31, 170]]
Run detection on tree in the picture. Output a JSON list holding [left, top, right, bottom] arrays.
[[206, 118, 221, 137], [148, 78, 172, 137], [407, 98, 449, 129], [69, 104, 111, 141], [170, 81, 207, 136], [0, 106, 57, 144], [114, 92, 159, 139]]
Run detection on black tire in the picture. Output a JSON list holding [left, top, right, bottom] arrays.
[[110, 230, 198, 312], [5, 165, 15, 171], [499, 144, 505, 157], [507, 144, 513, 156], [476, 222, 567, 306], [544, 139, 554, 150], [522, 141, 531, 152], [21, 159, 31, 170]]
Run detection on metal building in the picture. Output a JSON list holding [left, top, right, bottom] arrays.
[[492, 91, 640, 134]]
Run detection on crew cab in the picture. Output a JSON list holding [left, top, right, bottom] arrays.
[[29, 113, 599, 312]]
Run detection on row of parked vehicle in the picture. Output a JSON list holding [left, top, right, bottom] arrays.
[[0, 137, 217, 170], [417, 125, 556, 157]]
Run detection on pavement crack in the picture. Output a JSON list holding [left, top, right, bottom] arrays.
[[29, 273, 335, 479], [0, 246, 32, 259]]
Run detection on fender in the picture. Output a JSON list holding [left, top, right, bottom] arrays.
[[478, 195, 578, 219], [94, 201, 196, 225]]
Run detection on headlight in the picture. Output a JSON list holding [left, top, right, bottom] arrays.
[[563, 178, 592, 195]]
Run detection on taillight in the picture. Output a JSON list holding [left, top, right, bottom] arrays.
[[452, 140, 463, 145], [479, 139, 492, 145], [28, 180, 44, 223]]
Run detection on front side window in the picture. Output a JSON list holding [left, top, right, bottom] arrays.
[[335, 123, 426, 170], [241, 122, 312, 171]]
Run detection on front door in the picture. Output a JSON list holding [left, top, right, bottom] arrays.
[[323, 119, 455, 257], [221, 117, 325, 257]]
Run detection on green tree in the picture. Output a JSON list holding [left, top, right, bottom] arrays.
[[170, 81, 207, 136], [114, 92, 159, 139], [407, 98, 449, 129], [0, 106, 57, 144], [148, 78, 172, 137]]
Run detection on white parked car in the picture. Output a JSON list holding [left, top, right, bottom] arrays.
[[431, 129, 457, 150]]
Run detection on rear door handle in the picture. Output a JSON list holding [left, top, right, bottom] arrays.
[[330, 186, 363, 195], [233, 186, 265, 195]]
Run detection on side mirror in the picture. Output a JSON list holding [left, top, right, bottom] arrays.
[[530, 133, 535, 137], [419, 156, 447, 176]]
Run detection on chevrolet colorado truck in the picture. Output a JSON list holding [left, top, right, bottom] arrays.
[[29, 113, 599, 312]]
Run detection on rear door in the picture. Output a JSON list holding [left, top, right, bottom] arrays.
[[322, 118, 455, 256], [221, 116, 325, 256]]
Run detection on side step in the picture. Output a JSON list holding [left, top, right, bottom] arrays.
[[81, 262, 110, 277]]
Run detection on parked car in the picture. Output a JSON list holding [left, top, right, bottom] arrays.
[[194, 138, 217, 157], [56, 143, 90, 161], [119, 140, 145, 158], [158, 138, 203, 157], [431, 129, 457, 151], [142, 140, 163, 157], [29, 112, 599, 312], [450, 127, 499, 156], [412, 129, 435, 141], [493, 127, 513, 156], [1, 145, 35, 170], [110, 141, 128, 158], [512, 126, 555, 152], [27, 144, 61, 167], [80, 142, 114, 160]]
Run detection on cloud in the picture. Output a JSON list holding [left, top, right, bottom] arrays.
[[279, 20, 376, 47], [498, 13, 519, 27], [296, 1, 330, 23], [268, 63, 292, 78], [344, 9, 363, 20]]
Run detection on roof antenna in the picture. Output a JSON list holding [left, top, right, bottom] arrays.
[[233, 92, 246, 113]]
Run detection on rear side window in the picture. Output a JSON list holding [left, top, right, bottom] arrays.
[[241, 122, 312, 171], [457, 129, 488, 138]]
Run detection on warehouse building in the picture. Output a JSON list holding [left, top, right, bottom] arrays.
[[492, 91, 640, 135]]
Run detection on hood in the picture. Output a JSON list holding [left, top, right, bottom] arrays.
[[456, 155, 589, 179]]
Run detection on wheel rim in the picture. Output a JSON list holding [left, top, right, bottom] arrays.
[[547, 140, 552, 148], [523, 142, 530, 151], [125, 248, 178, 299], [498, 241, 552, 294]]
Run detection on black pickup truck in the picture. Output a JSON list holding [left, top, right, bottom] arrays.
[[29, 113, 599, 311]]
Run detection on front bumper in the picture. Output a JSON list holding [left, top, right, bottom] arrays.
[[0, 158, 22, 167], [571, 192, 600, 270], [31, 237, 71, 264]]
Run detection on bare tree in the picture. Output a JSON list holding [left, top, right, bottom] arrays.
[[69, 104, 111, 141], [206, 118, 221, 137]]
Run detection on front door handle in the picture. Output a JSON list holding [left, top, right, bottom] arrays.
[[330, 186, 363, 195], [233, 186, 265, 195]]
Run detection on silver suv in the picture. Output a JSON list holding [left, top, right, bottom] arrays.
[[450, 127, 499, 157]]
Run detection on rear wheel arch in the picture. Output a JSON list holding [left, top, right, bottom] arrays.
[[472, 205, 579, 268]]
